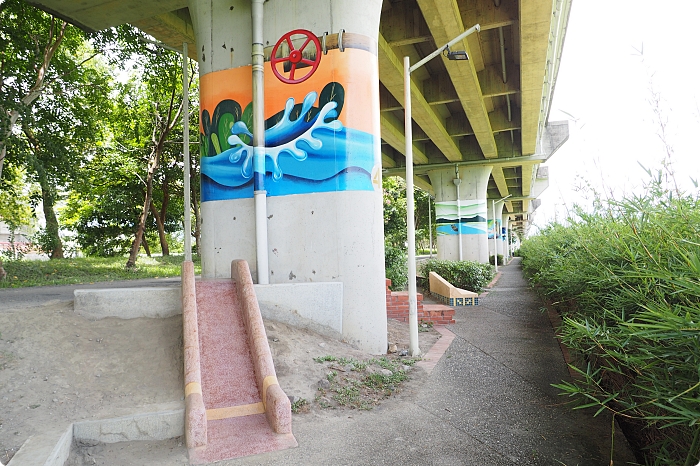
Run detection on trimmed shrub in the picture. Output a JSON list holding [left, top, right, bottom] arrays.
[[384, 243, 407, 291], [489, 254, 504, 266], [418, 258, 494, 293]]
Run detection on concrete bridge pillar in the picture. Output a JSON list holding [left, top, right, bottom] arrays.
[[427, 166, 492, 263], [487, 200, 505, 259], [501, 213, 510, 258], [190, 0, 386, 353]]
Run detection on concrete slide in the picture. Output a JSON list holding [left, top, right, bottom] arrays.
[[181, 260, 297, 464]]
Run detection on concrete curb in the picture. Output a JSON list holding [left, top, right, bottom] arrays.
[[7, 406, 184, 466], [416, 326, 456, 374], [74, 287, 182, 319]]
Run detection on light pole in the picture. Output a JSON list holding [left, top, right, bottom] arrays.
[[139, 38, 192, 262], [453, 175, 462, 261], [428, 196, 433, 258], [492, 194, 511, 273], [404, 24, 480, 357]]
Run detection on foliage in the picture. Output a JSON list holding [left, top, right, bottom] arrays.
[[382, 176, 435, 250], [1, 1, 113, 259], [385, 243, 408, 291], [489, 254, 504, 266], [0, 254, 200, 288], [0, 165, 32, 230], [419, 258, 494, 293], [520, 180, 700, 465], [62, 150, 144, 256], [314, 356, 416, 410]]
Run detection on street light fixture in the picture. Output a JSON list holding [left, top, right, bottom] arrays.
[[404, 24, 480, 357], [446, 49, 469, 61]]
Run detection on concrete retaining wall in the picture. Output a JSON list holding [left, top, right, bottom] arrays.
[[6, 404, 184, 466], [73, 282, 343, 340], [74, 287, 182, 319]]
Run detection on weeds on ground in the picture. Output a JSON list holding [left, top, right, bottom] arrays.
[[313, 356, 417, 410], [290, 398, 309, 414]]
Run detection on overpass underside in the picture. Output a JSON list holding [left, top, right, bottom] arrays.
[[26, 0, 571, 353]]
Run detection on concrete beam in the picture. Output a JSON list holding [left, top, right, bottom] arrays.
[[26, 0, 188, 31], [383, 154, 547, 177], [520, 0, 553, 155], [521, 163, 535, 197], [458, 0, 518, 31], [491, 166, 510, 198], [131, 10, 197, 60], [380, 113, 429, 164], [378, 33, 464, 162], [381, 147, 398, 168], [417, 0, 499, 159], [479, 63, 520, 98]]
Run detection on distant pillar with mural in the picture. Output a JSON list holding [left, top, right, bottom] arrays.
[[501, 213, 510, 258], [427, 166, 492, 263], [487, 200, 505, 259], [189, 0, 387, 353]]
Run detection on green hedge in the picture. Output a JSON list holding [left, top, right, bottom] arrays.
[[418, 258, 494, 294], [384, 243, 408, 291], [520, 186, 700, 465]]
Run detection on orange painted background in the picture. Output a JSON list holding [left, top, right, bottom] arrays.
[[199, 48, 378, 135]]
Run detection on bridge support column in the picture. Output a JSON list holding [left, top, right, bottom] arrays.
[[501, 213, 510, 259], [488, 200, 505, 259], [427, 166, 492, 263], [190, 0, 387, 353]]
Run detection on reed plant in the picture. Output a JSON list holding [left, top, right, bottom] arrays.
[[521, 180, 700, 465]]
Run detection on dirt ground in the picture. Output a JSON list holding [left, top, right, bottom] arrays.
[[0, 300, 439, 465]]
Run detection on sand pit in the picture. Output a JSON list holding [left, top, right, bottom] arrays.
[[0, 297, 439, 464]]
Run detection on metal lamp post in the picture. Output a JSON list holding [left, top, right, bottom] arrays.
[[404, 24, 480, 357]]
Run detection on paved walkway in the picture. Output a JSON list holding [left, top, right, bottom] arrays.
[[214, 258, 636, 465]]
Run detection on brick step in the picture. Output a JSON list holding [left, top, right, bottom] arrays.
[[386, 279, 455, 325]]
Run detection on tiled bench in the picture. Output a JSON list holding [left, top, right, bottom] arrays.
[[428, 272, 479, 306]]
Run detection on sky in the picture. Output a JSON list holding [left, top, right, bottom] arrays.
[[533, 0, 700, 231]]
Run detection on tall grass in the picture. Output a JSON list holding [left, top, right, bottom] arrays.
[[520, 182, 700, 465]]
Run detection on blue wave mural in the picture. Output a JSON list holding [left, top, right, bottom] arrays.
[[200, 84, 376, 201]]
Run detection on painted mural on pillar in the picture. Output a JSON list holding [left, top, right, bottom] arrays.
[[487, 219, 502, 240], [435, 200, 487, 236], [198, 44, 381, 202]]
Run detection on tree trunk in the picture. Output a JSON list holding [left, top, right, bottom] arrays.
[[125, 80, 183, 268], [142, 234, 151, 257], [149, 200, 169, 256], [126, 155, 157, 268], [39, 174, 63, 259]]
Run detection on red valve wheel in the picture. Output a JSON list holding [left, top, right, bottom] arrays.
[[271, 29, 321, 84]]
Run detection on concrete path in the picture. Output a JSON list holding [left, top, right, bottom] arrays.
[[0, 277, 181, 311], [208, 258, 636, 465]]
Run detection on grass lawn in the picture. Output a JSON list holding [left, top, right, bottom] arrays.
[[0, 255, 201, 288]]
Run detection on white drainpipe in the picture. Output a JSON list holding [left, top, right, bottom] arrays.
[[252, 0, 269, 284]]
